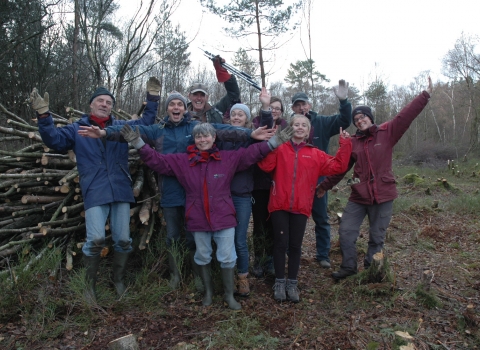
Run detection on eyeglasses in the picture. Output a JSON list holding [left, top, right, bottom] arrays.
[[271, 107, 282, 112], [353, 114, 367, 124]]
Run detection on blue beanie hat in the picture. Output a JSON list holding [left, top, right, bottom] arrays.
[[230, 103, 251, 120], [89, 87, 115, 106]]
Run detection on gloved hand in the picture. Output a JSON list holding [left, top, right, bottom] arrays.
[[267, 126, 294, 149], [213, 55, 231, 83], [426, 76, 433, 96], [30, 88, 50, 115], [147, 76, 161, 95], [120, 124, 145, 149], [333, 79, 349, 101]]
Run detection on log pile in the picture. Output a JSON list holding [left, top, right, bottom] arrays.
[[0, 105, 161, 272]]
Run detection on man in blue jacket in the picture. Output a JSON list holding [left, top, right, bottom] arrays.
[[30, 78, 160, 302], [290, 80, 351, 269]]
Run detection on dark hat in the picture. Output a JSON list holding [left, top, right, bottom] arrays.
[[352, 106, 374, 124], [89, 87, 115, 106], [291, 92, 310, 105], [165, 91, 188, 110], [188, 83, 209, 95]]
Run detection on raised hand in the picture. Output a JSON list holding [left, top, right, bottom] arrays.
[[78, 125, 105, 138], [333, 79, 349, 101], [120, 124, 145, 149], [147, 77, 161, 96], [251, 125, 276, 140], [213, 55, 231, 83], [267, 126, 294, 149], [426, 76, 433, 96], [259, 87, 271, 110], [339, 127, 351, 139], [30, 88, 49, 114]]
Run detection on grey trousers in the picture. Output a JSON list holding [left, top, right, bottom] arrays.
[[338, 200, 393, 272]]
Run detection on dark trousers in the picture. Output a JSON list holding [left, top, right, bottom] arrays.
[[251, 189, 274, 259], [338, 200, 393, 272], [271, 210, 308, 280], [311, 180, 331, 262], [163, 206, 195, 251]]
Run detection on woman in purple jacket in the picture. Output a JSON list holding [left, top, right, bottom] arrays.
[[317, 77, 433, 280], [120, 122, 292, 309], [251, 96, 289, 278]]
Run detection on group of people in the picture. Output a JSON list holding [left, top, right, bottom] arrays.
[[30, 54, 433, 309]]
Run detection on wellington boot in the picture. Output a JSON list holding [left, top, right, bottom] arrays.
[[189, 251, 204, 293], [167, 251, 181, 289], [112, 252, 129, 298], [221, 268, 241, 310], [83, 255, 101, 303], [198, 263, 213, 306], [235, 272, 250, 297]]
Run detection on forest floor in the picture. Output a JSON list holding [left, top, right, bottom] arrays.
[[1, 162, 480, 349]]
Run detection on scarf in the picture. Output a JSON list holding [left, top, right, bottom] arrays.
[[90, 115, 110, 129], [187, 144, 221, 166]]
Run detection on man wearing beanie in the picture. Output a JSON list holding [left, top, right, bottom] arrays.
[[30, 77, 161, 302], [187, 55, 240, 123], [290, 80, 352, 270], [318, 77, 433, 280], [78, 91, 274, 292]]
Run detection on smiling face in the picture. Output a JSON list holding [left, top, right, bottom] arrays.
[[230, 109, 248, 127], [167, 99, 186, 123], [291, 100, 311, 116], [353, 113, 373, 131], [188, 91, 208, 112], [270, 101, 282, 121], [290, 115, 311, 143], [90, 95, 113, 118], [194, 133, 215, 151]]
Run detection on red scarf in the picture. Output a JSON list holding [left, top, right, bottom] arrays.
[[90, 115, 110, 129], [187, 144, 221, 166]]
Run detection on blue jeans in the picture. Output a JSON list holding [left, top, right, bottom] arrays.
[[83, 202, 132, 256], [311, 180, 330, 262], [193, 228, 236, 268], [162, 206, 195, 251], [232, 195, 252, 274]]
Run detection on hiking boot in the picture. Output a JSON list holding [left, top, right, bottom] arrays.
[[332, 268, 357, 280], [286, 279, 300, 303], [317, 260, 331, 269], [235, 273, 250, 297], [273, 278, 286, 302], [252, 258, 264, 278], [112, 252, 129, 298], [221, 268, 241, 310]]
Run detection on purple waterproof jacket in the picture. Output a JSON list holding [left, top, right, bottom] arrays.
[[138, 142, 272, 232]]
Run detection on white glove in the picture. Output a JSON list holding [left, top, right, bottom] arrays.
[[333, 79, 349, 101]]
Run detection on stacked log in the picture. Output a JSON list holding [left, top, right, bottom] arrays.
[[0, 104, 161, 272]]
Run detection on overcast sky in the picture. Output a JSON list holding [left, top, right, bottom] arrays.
[[120, 0, 480, 92]]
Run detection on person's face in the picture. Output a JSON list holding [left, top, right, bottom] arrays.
[[90, 95, 113, 119], [270, 101, 282, 121], [291, 100, 311, 116], [167, 99, 185, 123], [194, 133, 215, 151], [291, 116, 310, 142], [353, 113, 373, 131], [230, 109, 248, 127], [188, 91, 208, 112]]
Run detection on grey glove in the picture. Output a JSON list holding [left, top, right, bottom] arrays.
[[147, 76, 161, 96], [30, 88, 49, 114], [333, 79, 349, 101], [267, 126, 294, 149], [120, 124, 145, 149]]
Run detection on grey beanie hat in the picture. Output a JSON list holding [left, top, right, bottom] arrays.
[[230, 103, 251, 120], [90, 87, 115, 106], [165, 91, 187, 110]]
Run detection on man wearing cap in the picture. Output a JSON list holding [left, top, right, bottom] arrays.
[[187, 56, 240, 124], [317, 77, 433, 279], [30, 77, 161, 302], [79, 91, 275, 291], [290, 80, 351, 269]]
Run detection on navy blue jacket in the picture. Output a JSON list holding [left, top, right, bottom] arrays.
[[105, 113, 253, 208], [37, 100, 158, 210]]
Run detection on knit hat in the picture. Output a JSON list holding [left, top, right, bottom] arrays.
[[291, 92, 310, 105], [165, 91, 188, 110], [89, 87, 115, 106], [352, 106, 374, 124], [230, 103, 251, 120]]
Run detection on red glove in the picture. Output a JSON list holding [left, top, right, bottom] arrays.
[[213, 55, 231, 83]]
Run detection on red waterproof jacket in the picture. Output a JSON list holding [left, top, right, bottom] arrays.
[[257, 138, 352, 217], [320, 91, 430, 205]]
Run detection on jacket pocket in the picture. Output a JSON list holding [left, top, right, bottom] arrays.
[[351, 181, 370, 200]]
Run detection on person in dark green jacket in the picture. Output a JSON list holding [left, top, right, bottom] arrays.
[[290, 80, 352, 269], [187, 56, 240, 124]]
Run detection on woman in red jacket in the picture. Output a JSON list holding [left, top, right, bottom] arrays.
[[257, 115, 352, 302], [317, 77, 433, 280]]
